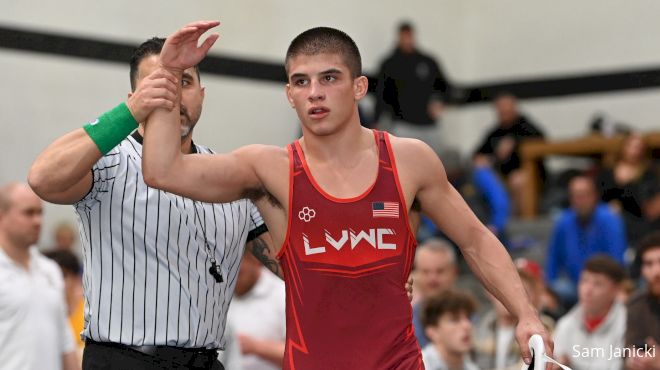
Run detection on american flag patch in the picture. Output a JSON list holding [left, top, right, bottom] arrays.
[[372, 202, 399, 218]]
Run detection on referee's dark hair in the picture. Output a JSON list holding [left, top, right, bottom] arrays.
[[43, 249, 82, 277], [129, 37, 201, 91]]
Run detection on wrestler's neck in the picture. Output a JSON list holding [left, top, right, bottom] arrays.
[[299, 118, 371, 163], [0, 234, 31, 270]]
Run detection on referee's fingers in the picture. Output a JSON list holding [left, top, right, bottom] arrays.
[[148, 69, 179, 85]]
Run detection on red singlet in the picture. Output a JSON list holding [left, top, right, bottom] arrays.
[[277, 130, 423, 369]]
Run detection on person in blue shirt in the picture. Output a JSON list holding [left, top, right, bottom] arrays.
[[418, 154, 511, 244], [544, 174, 627, 306]]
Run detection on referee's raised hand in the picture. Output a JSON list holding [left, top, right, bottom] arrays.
[[160, 20, 220, 73]]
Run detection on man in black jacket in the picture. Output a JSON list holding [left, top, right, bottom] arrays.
[[476, 92, 545, 214], [374, 22, 449, 155]]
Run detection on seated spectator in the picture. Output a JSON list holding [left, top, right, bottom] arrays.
[[625, 232, 660, 370], [597, 133, 659, 245], [631, 189, 660, 279], [515, 258, 566, 322], [545, 174, 627, 305], [43, 250, 85, 355], [418, 154, 510, 245], [411, 238, 459, 348], [421, 289, 479, 370], [227, 252, 285, 370], [553, 255, 627, 370], [460, 155, 511, 241], [49, 222, 78, 253], [475, 268, 554, 370], [475, 92, 545, 214]]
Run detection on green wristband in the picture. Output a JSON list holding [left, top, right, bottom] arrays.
[[83, 102, 138, 155]]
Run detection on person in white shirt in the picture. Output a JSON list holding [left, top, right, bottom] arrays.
[[228, 252, 286, 370], [0, 182, 79, 370], [421, 289, 479, 370], [553, 255, 627, 370]]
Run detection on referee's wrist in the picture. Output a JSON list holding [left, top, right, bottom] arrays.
[[83, 102, 138, 155]]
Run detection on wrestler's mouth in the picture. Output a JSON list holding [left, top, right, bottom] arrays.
[[308, 106, 330, 119]]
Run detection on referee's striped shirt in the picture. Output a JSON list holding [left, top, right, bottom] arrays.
[[74, 131, 266, 349]]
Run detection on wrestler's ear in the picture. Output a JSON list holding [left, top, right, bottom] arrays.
[[354, 75, 368, 100], [285, 84, 295, 108]]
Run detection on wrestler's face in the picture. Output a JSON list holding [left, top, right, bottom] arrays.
[[286, 53, 367, 136], [133, 55, 205, 139]]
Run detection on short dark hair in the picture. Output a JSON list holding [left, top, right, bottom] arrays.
[[285, 27, 362, 78], [398, 21, 414, 33], [583, 255, 626, 284], [129, 37, 200, 91], [637, 231, 660, 261], [43, 250, 82, 276], [421, 289, 476, 328]]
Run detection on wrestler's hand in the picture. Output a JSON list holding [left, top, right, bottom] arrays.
[[127, 68, 179, 122], [405, 274, 414, 302], [515, 313, 554, 370], [160, 20, 220, 72]]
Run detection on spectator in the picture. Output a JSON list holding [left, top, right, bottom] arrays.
[[475, 93, 545, 214], [597, 133, 659, 244], [475, 268, 555, 370], [412, 238, 459, 348], [625, 232, 660, 370], [228, 252, 286, 370], [421, 289, 479, 370], [0, 182, 79, 370], [553, 255, 627, 370], [374, 21, 449, 155], [545, 175, 627, 305], [515, 258, 566, 321], [50, 222, 78, 253], [43, 250, 85, 355], [419, 154, 510, 244]]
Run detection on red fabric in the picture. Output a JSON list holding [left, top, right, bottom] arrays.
[[278, 130, 423, 370], [583, 314, 607, 333]]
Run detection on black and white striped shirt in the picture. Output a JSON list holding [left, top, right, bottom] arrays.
[[74, 132, 265, 349]]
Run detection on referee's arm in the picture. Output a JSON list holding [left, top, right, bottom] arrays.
[[28, 68, 177, 204], [28, 128, 100, 204]]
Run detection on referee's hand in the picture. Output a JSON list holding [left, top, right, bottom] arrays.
[[127, 68, 179, 123]]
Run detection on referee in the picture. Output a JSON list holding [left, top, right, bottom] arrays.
[[28, 37, 278, 370]]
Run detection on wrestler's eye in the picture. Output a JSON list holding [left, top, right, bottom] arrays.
[[324, 75, 336, 82], [294, 79, 308, 86]]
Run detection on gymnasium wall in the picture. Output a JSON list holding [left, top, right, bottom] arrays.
[[2, 0, 660, 246]]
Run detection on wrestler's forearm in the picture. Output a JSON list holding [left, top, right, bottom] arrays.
[[461, 228, 537, 319]]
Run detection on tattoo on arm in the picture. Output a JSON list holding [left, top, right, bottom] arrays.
[[248, 236, 283, 279]]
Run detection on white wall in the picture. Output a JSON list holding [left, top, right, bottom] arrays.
[[2, 1, 660, 246]]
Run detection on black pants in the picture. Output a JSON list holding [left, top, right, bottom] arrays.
[[83, 341, 224, 370]]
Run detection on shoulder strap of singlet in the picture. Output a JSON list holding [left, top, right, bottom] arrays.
[[289, 142, 304, 173], [375, 130, 393, 168]]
